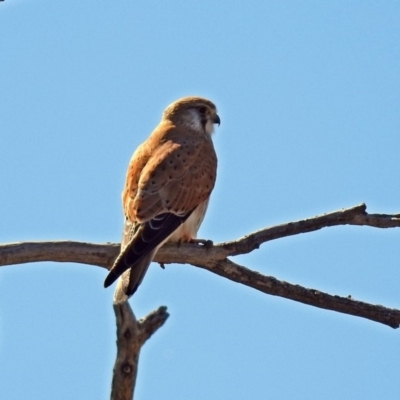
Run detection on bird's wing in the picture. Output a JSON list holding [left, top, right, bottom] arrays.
[[129, 128, 217, 222]]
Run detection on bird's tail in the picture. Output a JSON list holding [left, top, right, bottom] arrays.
[[112, 249, 157, 302]]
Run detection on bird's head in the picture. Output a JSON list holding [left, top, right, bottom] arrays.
[[162, 96, 220, 136]]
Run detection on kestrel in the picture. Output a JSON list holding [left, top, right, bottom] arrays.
[[104, 96, 220, 299]]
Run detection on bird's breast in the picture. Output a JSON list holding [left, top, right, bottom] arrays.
[[168, 200, 210, 242]]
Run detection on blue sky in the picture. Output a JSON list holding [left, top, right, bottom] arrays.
[[1, 1, 400, 399]]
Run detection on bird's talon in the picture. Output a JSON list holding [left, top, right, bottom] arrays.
[[190, 238, 213, 249]]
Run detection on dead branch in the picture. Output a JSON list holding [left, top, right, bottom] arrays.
[[193, 258, 400, 328], [110, 303, 169, 400], [1, 203, 400, 329], [217, 203, 400, 257]]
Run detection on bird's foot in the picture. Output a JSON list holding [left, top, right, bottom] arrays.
[[175, 238, 213, 249], [189, 238, 214, 249]]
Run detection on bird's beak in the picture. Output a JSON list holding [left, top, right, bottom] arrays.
[[213, 114, 221, 126]]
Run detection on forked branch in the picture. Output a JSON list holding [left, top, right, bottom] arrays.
[[2, 203, 400, 399], [1, 203, 400, 329], [110, 304, 169, 400]]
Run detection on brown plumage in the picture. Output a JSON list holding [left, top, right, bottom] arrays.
[[104, 96, 220, 299]]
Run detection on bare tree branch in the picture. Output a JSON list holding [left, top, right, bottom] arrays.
[[1, 203, 400, 329], [208, 203, 400, 258], [110, 303, 169, 400], [193, 258, 400, 329], [137, 306, 170, 345], [110, 302, 139, 400], [0, 240, 118, 269]]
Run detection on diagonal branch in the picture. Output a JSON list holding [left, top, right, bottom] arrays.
[[192, 258, 400, 329], [215, 203, 400, 257], [1, 204, 400, 328]]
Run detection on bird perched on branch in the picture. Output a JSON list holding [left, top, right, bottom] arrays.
[[104, 96, 220, 300]]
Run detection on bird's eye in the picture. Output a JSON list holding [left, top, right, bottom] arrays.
[[198, 106, 207, 114]]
